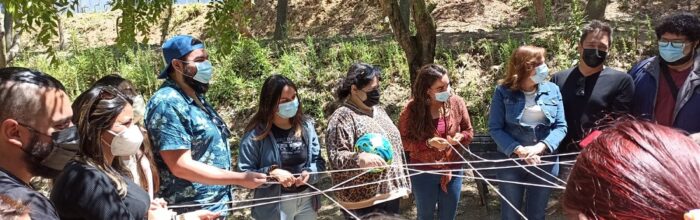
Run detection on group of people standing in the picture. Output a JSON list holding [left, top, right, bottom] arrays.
[[0, 10, 698, 220]]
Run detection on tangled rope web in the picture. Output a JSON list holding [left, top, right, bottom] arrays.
[[169, 142, 576, 220]]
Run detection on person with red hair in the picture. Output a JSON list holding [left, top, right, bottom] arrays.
[[563, 120, 700, 219]]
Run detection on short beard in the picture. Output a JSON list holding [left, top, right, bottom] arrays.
[[183, 68, 209, 94]]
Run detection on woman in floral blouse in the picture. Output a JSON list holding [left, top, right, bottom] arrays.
[[325, 63, 411, 219]]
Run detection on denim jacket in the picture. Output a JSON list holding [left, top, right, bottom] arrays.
[[238, 118, 326, 220], [488, 82, 568, 157]]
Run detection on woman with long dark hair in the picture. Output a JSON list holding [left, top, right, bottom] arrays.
[[82, 74, 159, 199], [488, 46, 567, 220], [238, 74, 326, 220], [398, 64, 474, 220], [325, 63, 411, 219], [51, 86, 217, 220]]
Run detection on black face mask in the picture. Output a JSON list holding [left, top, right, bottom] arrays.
[[582, 48, 608, 68], [362, 89, 381, 107], [180, 64, 209, 94], [20, 126, 79, 178]]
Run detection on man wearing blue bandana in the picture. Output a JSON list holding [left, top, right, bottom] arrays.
[[629, 12, 700, 134], [145, 35, 267, 216]]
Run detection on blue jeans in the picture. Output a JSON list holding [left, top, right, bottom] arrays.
[[497, 163, 556, 220], [411, 171, 463, 220], [279, 190, 317, 220]]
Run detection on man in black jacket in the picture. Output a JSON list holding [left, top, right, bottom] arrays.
[[551, 20, 635, 178]]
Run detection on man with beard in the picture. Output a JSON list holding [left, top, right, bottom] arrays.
[[145, 35, 266, 216], [551, 20, 635, 178], [0, 67, 78, 219], [629, 12, 700, 134]]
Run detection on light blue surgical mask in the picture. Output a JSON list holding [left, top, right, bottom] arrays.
[[659, 43, 686, 63], [531, 64, 549, 84], [434, 86, 451, 102], [277, 98, 299, 119], [192, 60, 214, 84]]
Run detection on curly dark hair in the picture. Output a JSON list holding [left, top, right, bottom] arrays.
[[654, 12, 700, 42]]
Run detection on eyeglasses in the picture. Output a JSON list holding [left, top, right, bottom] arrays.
[[17, 122, 53, 138], [576, 77, 586, 97], [658, 41, 686, 49]]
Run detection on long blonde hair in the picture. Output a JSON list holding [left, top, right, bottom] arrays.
[[500, 45, 546, 91]]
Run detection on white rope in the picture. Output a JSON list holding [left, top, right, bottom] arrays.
[[305, 183, 360, 220], [169, 169, 425, 210], [401, 160, 574, 173], [529, 162, 568, 185], [448, 143, 530, 220], [168, 145, 578, 212], [402, 167, 565, 189], [296, 152, 581, 176], [458, 142, 566, 187], [169, 169, 374, 209]]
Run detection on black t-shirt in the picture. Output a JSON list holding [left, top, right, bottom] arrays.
[[271, 125, 309, 193], [50, 161, 150, 220], [0, 167, 59, 220], [551, 66, 635, 153]]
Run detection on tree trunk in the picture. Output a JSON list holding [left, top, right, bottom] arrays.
[[411, 0, 436, 82], [4, 8, 12, 52], [0, 10, 6, 68], [58, 15, 65, 50], [273, 0, 289, 41], [160, 2, 173, 45], [380, 0, 436, 86], [585, 0, 608, 20], [533, 0, 547, 26], [399, 0, 411, 28], [3, 8, 18, 65]]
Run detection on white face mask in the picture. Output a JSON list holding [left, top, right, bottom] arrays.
[[106, 125, 143, 156]]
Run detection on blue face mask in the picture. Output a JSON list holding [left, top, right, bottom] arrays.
[[434, 86, 451, 102], [277, 98, 299, 119], [192, 60, 214, 84], [659, 43, 686, 63], [530, 64, 549, 84]]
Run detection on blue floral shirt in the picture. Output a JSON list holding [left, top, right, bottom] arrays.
[[145, 79, 233, 215]]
